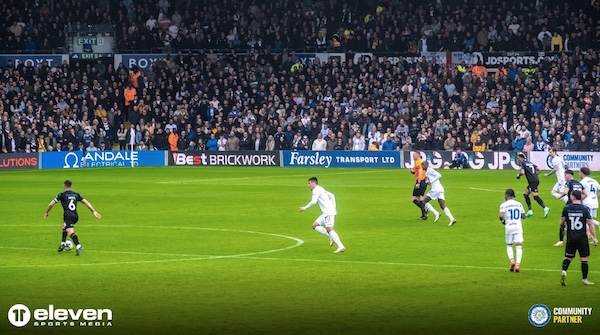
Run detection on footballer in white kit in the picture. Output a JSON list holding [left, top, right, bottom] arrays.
[[499, 189, 525, 273], [299, 177, 345, 253], [545, 148, 567, 203], [420, 161, 457, 226], [579, 166, 600, 227]]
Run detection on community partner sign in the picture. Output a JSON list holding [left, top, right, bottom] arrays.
[[530, 151, 600, 171]]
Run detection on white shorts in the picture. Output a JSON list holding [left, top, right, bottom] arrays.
[[588, 208, 598, 218], [552, 180, 565, 193], [506, 233, 524, 245], [426, 190, 445, 201], [315, 214, 335, 227]]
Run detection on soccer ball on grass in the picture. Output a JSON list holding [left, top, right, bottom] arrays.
[[63, 241, 74, 251]]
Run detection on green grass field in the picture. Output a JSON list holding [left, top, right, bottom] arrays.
[[0, 166, 598, 335]]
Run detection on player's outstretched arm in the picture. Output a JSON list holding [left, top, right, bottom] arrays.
[[557, 187, 569, 199], [535, 166, 542, 175], [517, 168, 524, 178], [544, 166, 557, 177], [43, 200, 57, 220], [82, 199, 102, 219]]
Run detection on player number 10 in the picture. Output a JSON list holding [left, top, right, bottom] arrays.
[[507, 208, 520, 221]]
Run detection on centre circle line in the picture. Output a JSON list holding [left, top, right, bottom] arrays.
[[0, 225, 304, 268]]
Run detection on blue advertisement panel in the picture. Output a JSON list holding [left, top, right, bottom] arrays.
[[0, 55, 67, 68], [117, 54, 168, 72], [41, 151, 165, 169], [282, 150, 400, 168]]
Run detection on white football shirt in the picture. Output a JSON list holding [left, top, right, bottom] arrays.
[[305, 185, 337, 215], [551, 155, 566, 182], [500, 199, 524, 234], [425, 168, 444, 192], [580, 176, 600, 209]]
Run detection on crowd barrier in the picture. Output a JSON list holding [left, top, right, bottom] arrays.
[[0, 51, 570, 73], [2, 150, 599, 171], [403, 150, 522, 170], [0, 54, 68, 67], [40, 151, 166, 169], [282, 150, 400, 168], [530, 151, 600, 171], [0, 153, 39, 170], [168, 151, 279, 166]]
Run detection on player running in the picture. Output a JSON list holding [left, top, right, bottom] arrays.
[[544, 148, 567, 203], [499, 189, 525, 273], [516, 153, 550, 218], [420, 161, 457, 226], [554, 170, 586, 247], [44, 180, 102, 255], [560, 190, 598, 286], [410, 152, 428, 220], [579, 166, 600, 229], [299, 177, 345, 253]]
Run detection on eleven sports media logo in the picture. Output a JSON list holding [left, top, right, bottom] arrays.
[[528, 304, 593, 327], [7, 304, 113, 328]]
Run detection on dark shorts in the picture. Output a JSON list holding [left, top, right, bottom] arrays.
[[413, 180, 427, 197], [62, 215, 79, 230], [565, 238, 590, 258], [527, 181, 539, 193]]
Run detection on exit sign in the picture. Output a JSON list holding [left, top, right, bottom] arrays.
[[77, 37, 105, 45]]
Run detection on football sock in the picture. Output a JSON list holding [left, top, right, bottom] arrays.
[[328, 230, 344, 248], [533, 196, 546, 208], [62, 231, 67, 243], [524, 194, 532, 210], [506, 245, 514, 260], [516, 245, 523, 264], [582, 261, 589, 279], [313, 226, 329, 236], [559, 227, 564, 242], [443, 207, 455, 221], [551, 190, 561, 198], [424, 203, 439, 216], [593, 219, 600, 227], [70, 233, 80, 246], [562, 259, 571, 271], [413, 199, 426, 217]]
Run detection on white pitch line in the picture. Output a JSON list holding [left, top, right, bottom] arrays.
[[155, 169, 383, 185], [0, 246, 211, 258], [0, 226, 304, 268], [231, 256, 600, 274], [468, 187, 506, 192]]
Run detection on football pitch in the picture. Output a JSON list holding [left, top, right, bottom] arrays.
[[0, 166, 598, 334]]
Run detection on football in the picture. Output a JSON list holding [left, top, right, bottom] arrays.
[[63, 241, 74, 251]]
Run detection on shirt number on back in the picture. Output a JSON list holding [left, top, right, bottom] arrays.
[[68, 199, 76, 211], [507, 208, 520, 222], [569, 216, 583, 231]]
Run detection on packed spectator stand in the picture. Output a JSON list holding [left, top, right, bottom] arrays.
[[1, 0, 600, 154]]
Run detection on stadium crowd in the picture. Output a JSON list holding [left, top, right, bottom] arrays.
[[2, 0, 600, 54], [1, 0, 600, 154]]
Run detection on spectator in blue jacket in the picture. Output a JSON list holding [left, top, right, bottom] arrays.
[[206, 133, 218, 151], [381, 134, 397, 150], [512, 134, 525, 152]]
